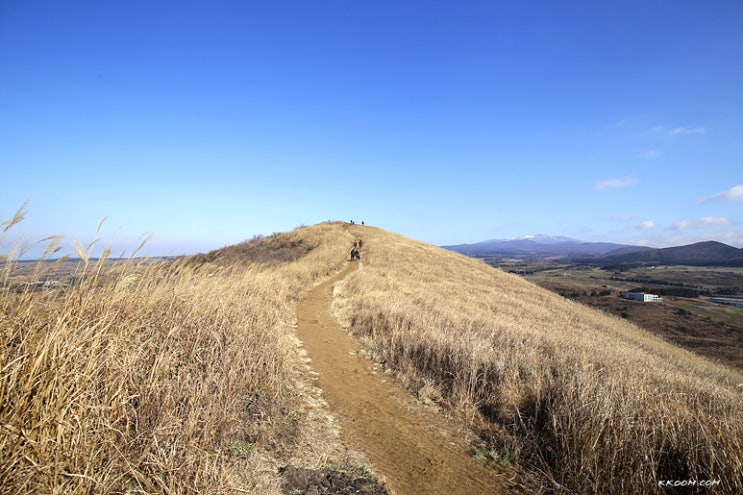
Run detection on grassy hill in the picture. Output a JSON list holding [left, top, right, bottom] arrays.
[[1, 221, 359, 494], [331, 226, 743, 494], [2, 220, 742, 494]]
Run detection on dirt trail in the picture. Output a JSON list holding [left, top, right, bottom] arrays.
[[297, 262, 529, 495]]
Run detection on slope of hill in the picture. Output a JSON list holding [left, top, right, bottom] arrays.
[[1, 221, 372, 495], [332, 226, 743, 494], [4, 221, 742, 495]]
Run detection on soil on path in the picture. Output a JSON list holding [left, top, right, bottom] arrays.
[[296, 262, 530, 495]]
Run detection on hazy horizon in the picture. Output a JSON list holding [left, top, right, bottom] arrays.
[[4, 215, 742, 262]]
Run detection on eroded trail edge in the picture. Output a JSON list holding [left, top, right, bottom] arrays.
[[296, 263, 527, 495]]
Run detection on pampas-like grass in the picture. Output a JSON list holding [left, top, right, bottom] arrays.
[[0, 219, 355, 494]]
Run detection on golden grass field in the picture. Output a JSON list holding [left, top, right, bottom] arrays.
[[1, 215, 361, 494], [2, 211, 742, 494], [331, 226, 743, 494]]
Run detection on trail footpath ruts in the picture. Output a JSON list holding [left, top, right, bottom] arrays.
[[296, 263, 530, 495]]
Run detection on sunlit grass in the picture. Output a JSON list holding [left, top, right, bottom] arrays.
[[0, 216, 357, 494], [4, 214, 741, 494], [332, 227, 743, 494]]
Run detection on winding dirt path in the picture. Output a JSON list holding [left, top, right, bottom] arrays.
[[297, 263, 529, 495]]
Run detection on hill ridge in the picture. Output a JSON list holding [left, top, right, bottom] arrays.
[[7, 220, 740, 495], [188, 223, 743, 493], [312, 223, 743, 494]]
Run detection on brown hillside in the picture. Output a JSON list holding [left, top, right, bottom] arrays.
[[3, 220, 741, 495], [330, 225, 743, 494], [1, 221, 369, 494]]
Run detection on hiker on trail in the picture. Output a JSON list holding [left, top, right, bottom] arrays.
[[353, 240, 358, 248], [350, 248, 358, 261], [358, 240, 363, 249]]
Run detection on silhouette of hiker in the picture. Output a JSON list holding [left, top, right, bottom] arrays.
[[350, 248, 358, 261], [358, 240, 363, 249]]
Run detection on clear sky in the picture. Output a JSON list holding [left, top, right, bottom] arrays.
[[2, 0, 742, 258]]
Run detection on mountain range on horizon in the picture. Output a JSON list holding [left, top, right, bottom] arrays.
[[442, 235, 649, 257], [442, 236, 743, 266]]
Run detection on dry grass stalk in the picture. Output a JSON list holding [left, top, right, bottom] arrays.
[[1, 220, 358, 494]]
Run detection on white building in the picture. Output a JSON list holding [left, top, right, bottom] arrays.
[[622, 293, 663, 302]]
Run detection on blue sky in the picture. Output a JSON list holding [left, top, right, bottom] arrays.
[[1, 0, 742, 258]]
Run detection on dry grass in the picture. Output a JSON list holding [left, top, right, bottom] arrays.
[[332, 226, 743, 494], [0, 217, 360, 494], [189, 233, 313, 266], [4, 215, 742, 494]]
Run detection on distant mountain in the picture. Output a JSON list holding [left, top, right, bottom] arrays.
[[594, 241, 743, 267], [443, 237, 743, 266], [442, 236, 645, 259]]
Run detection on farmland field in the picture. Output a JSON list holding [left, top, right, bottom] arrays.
[[494, 262, 743, 370]]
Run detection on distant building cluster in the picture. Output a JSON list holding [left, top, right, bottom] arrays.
[[708, 297, 743, 307], [621, 292, 663, 302]]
